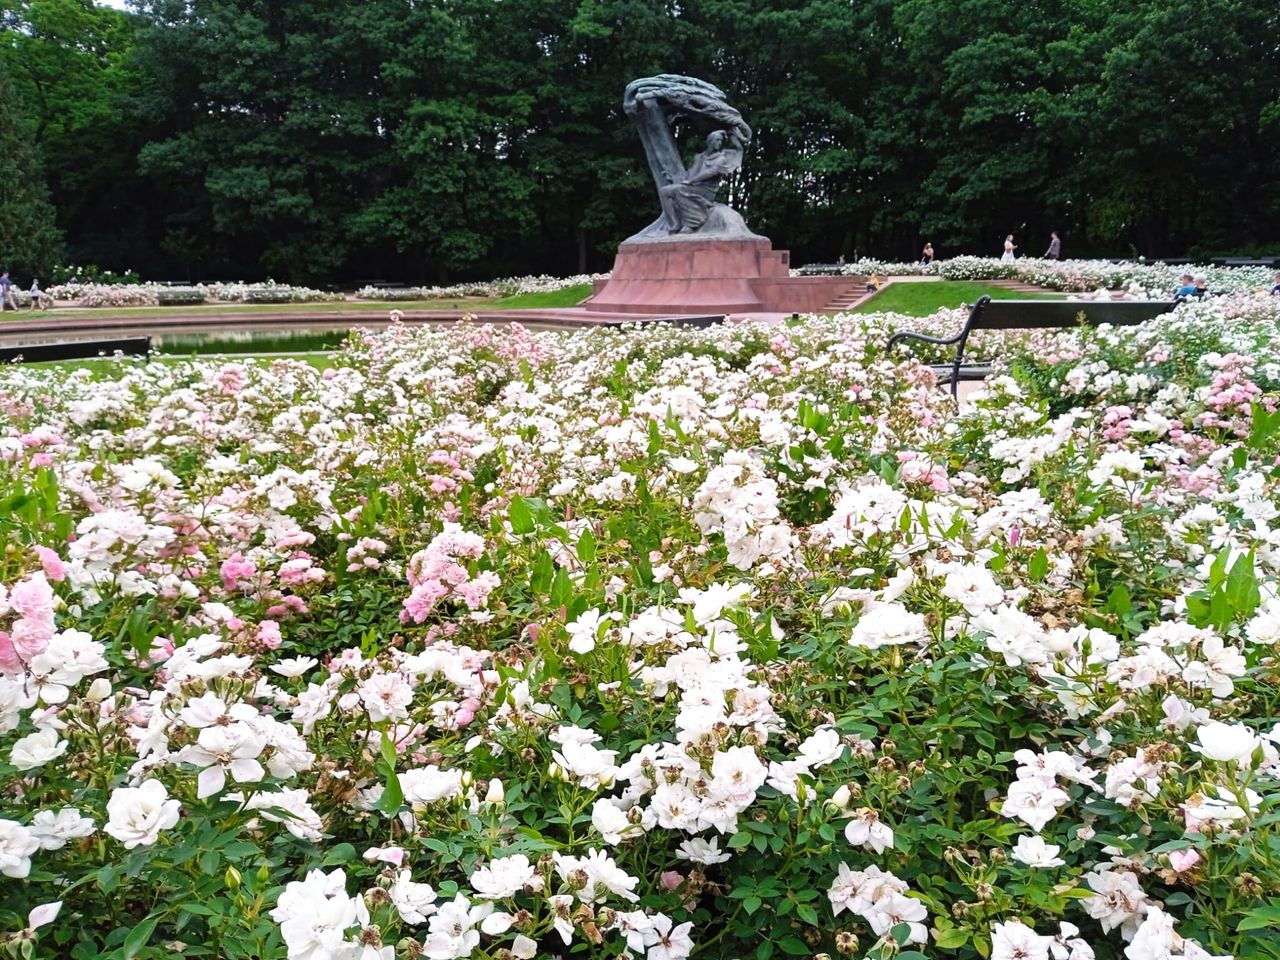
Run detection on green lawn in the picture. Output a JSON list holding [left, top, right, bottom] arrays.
[[851, 281, 1064, 317], [0, 283, 594, 322], [490, 283, 595, 309]]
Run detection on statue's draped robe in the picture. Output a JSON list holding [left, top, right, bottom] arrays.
[[659, 146, 743, 233]]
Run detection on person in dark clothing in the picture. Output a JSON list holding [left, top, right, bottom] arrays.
[[1271, 272, 1280, 296], [1044, 232, 1061, 259], [1193, 275, 1208, 297], [0, 271, 17, 311]]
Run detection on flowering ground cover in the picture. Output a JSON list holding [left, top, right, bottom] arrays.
[[828, 258, 1279, 301], [41, 281, 346, 309], [1, 299, 1280, 960], [355, 276, 603, 302]]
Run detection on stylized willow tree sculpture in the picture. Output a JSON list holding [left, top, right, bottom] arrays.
[[623, 75, 756, 238]]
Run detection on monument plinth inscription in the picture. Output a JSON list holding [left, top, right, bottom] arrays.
[[587, 75, 853, 316]]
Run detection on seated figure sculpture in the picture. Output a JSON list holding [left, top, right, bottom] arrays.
[[658, 129, 745, 233]]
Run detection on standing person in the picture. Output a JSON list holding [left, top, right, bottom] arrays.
[[1001, 235, 1017, 262], [29, 278, 49, 311], [1044, 231, 1061, 259], [920, 242, 934, 265], [0, 271, 17, 311]]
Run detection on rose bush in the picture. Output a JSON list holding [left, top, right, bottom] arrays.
[[0, 302, 1278, 960], [44, 282, 344, 307], [803, 257, 1278, 298], [355, 275, 605, 301]]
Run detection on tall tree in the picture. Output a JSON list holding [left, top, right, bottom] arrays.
[[0, 62, 63, 277], [1, 0, 143, 270]]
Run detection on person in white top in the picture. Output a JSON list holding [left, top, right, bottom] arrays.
[[1001, 234, 1017, 262]]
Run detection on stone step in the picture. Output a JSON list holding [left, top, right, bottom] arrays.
[[823, 288, 880, 312]]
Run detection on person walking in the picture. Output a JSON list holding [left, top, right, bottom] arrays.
[[1044, 231, 1061, 259], [920, 242, 934, 265], [29, 278, 49, 311], [0, 271, 17, 311], [1001, 235, 1017, 262]]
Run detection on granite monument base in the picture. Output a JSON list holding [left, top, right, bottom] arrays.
[[586, 237, 857, 315]]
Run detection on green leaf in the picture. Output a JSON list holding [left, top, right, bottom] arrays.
[[1238, 903, 1280, 931], [379, 729, 398, 769], [934, 927, 971, 948], [1106, 583, 1131, 615], [1028, 547, 1049, 581], [508, 496, 535, 535], [123, 914, 160, 959], [778, 936, 809, 956], [577, 528, 597, 564], [1226, 551, 1260, 618]]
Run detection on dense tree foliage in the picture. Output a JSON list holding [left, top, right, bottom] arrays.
[[0, 60, 63, 276], [2, 0, 1278, 282]]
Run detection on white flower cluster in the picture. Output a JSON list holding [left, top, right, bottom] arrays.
[[355, 273, 606, 300]]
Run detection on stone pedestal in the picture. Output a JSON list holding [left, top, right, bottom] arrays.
[[586, 237, 860, 315], [586, 238, 789, 314]]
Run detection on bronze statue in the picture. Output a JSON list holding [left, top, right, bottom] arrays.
[[623, 75, 762, 242]]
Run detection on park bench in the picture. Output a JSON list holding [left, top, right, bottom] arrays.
[[887, 296, 1172, 398], [0, 337, 151, 365]]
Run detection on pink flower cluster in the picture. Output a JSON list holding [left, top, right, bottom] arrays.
[[0, 573, 55, 675], [1197, 353, 1264, 431], [896, 450, 951, 492], [1102, 405, 1132, 442], [402, 524, 500, 623]]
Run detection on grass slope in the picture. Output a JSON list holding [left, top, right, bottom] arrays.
[[851, 281, 1063, 317]]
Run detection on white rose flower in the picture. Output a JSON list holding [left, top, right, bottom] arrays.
[[0, 820, 40, 878], [10, 728, 68, 771], [1010, 834, 1066, 868], [104, 779, 181, 848], [28, 808, 95, 850], [1193, 721, 1260, 764]]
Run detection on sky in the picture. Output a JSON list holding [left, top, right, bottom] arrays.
[[97, 0, 128, 8]]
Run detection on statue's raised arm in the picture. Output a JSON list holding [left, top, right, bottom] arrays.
[[622, 75, 761, 241]]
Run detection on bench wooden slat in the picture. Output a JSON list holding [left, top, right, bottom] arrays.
[[0, 337, 152, 364], [931, 364, 992, 382]]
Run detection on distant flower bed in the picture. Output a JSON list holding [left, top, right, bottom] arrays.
[[43, 281, 344, 308], [48, 264, 142, 286], [355, 274, 605, 301], [802, 256, 1278, 298]]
